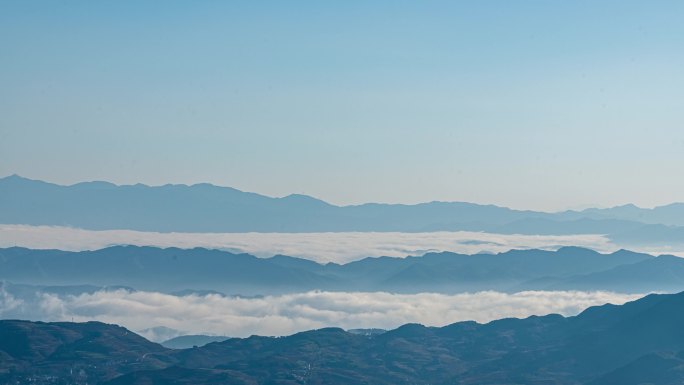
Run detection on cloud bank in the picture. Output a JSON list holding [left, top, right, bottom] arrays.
[[0, 224, 630, 263], [0, 286, 642, 340]]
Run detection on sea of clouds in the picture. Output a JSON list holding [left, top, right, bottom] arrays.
[[0, 286, 641, 341], [0, 224, 634, 263], [0, 224, 668, 342]]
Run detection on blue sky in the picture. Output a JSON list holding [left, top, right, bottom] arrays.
[[1, 1, 683, 211]]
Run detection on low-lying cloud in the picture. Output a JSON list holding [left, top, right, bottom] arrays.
[[0, 224, 631, 263], [0, 286, 642, 340]]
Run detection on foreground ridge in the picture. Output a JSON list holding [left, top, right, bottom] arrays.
[[3, 291, 684, 384]]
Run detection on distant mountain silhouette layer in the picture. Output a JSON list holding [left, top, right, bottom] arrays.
[[161, 335, 231, 349], [3, 175, 684, 239], [3, 245, 683, 294], [5, 291, 684, 384]]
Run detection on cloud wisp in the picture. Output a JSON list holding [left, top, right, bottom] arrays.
[[0, 286, 642, 341], [0, 224, 628, 263]]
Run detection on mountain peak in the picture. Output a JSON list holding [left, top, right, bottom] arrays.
[[279, 193, 332, 207], [71, 180, 117, 189], [556, 246, 596, 253], [1, 174, 33, 182]]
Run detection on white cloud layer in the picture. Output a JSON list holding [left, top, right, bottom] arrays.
[[0, 287, 642, 340], [0, 224, 637, 263]]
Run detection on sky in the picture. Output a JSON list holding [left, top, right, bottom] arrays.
[[1, 1, 683, 211]]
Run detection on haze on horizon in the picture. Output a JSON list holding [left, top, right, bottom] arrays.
[[2, 1, 684, 211]]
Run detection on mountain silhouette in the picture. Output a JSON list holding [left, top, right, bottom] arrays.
[[5, 291, 684, 384], [4, 175, 684, 247], [0, 245, 669, 294]]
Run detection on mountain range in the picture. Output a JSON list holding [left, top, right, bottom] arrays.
[[4, 290, 684, 384], [2, 175, 684, 246], [2, 245, 684, 294]]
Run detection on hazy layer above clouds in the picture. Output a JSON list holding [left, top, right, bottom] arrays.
[[0, 286, 641, 340], [0, 224, 620, 264]]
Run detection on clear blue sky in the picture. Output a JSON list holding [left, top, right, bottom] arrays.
[[2, 1, 683, 211]]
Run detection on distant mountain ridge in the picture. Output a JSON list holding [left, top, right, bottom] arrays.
[[3, 175, 684, 241], [2, 245, 682, 294], [6, 291, 684, 384], [161, 335, 231, 349]]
